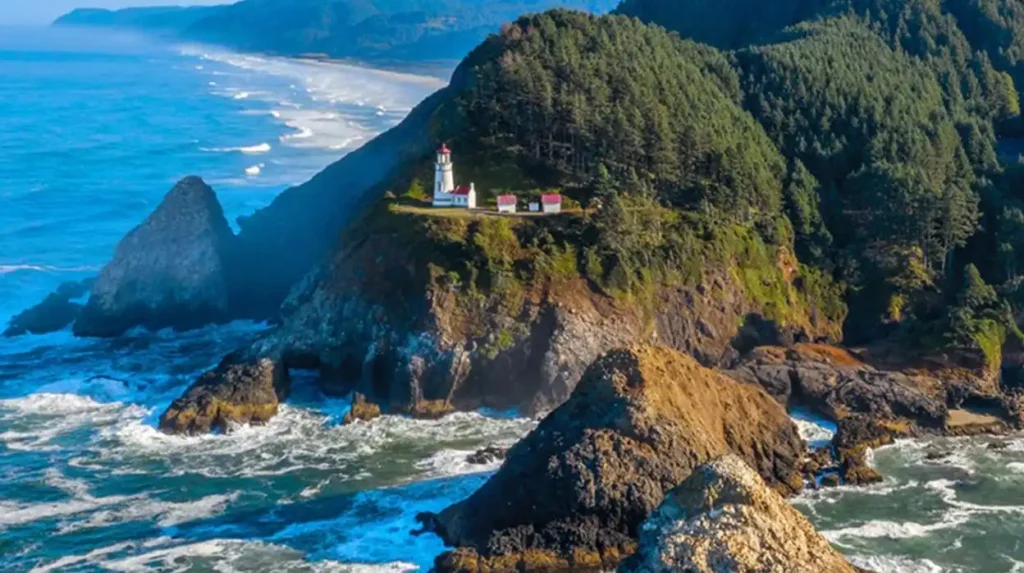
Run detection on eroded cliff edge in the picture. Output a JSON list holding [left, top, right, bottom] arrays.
[[159, 201, 843, 433]]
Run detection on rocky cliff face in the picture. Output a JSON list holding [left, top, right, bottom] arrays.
[[160, 206, 841, 433], [728, 343, 1015, 484], [72, 176, 238, 337], [417, 346, 807, 571], [621, 454, 857, 573]]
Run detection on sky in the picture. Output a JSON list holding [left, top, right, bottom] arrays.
[[0, 0, 228, 26]]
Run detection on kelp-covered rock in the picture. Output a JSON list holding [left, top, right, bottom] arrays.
[[73, 176, 238, 337], [158, 357, 289, 435], [419, 345, 807, 571], [621, 454, 857, 573]]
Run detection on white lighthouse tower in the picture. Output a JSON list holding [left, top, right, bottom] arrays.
[[431, 143, 476, 208], [432, 143, 456, 206]]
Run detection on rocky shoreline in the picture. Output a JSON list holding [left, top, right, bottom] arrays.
[[6, 177, 1020, 570]]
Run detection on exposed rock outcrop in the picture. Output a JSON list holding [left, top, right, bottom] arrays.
[[162, 206, 841, 434], [158, 356, 289, 435], [342, 392, 382, 424], [620, 454, 857, 573], [418, 346, 807, 571], [3, 278, 93, 336], [466, 445, 506, 465], [73, 176, 238, 337], [727, 343, 1013, 431], [729, 343, 1014, 484]]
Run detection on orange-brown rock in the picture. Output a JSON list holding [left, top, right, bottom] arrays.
[[621, 455, 857, 573], [342, 392, 382, 424], [158, 357, 289, 435], [419, 345, 807, 571]]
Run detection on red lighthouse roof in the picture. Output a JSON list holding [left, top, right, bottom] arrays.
[[438, 143, 450, 154]]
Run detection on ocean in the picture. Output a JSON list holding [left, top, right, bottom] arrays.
[[0, 25, 1021, 573]]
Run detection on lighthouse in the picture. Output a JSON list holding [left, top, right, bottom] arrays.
[[432, 143, 476, 208]]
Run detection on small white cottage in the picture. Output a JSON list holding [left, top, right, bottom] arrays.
[[541, 194, 562, 214], [497, 194, 517, 214]]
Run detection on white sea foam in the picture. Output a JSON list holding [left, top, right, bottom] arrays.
[[789, 407, 837, 448], [926, 478, 1024, 514], [0, 263, 97, 275], [821, 511, 971, 542], [58, 492, 240, 532], [280, 124, 315, 142], [414, 442, 516, 478], [100, 539, 409, 573], [0, 469, 136, 529], [179, 45, 444, 155], [200, 142, 271, 154], [848, 554, 945, 573]]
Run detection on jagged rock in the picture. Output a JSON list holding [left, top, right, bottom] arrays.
[[409, 399, 455, 419], [419, 346, 807, 571], [466, 445, 507, 465], [73, 176, 238, 337], [831, 416, 908, 485], [342, 392, 382, 424], [3, 278, 93, 336], [158, 357, 288, 435], [728, 344, 959, 429], [620, 455, 857, 573]]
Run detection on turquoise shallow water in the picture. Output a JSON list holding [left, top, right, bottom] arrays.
[[2, 25, 1024, 573]]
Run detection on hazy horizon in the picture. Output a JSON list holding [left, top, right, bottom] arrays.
[[0, 0, 228, 26]]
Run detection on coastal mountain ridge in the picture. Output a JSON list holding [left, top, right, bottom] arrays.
[[53, 0, 619, 64]]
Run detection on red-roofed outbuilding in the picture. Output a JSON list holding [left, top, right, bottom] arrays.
[[541, 194, 562, 214]]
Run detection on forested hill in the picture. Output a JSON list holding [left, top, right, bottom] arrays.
[[324, 1, 1024, 372], [600, 0, 1024, 356], [53, 0, 618, 63]]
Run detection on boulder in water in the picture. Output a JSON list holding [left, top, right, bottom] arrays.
[[621, 454, 857, 573], [73, 176, 238, 337], [158, 356, 289, 435], [342, 392, 382, 424], [3, 278, 93, 336], [420, 345, 807, 571]]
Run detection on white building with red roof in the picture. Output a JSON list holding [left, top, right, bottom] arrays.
[[541, 193, 562, 214], [497, 194, 517, 214], [432, 144, 476, 209]]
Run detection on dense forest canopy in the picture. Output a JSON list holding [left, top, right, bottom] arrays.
[[456, 11, 786, 217], [390, 0, 1024, 364]]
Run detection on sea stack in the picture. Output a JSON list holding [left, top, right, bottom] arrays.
[[73, 176, 238, 337], [420, 345, 807, 571]]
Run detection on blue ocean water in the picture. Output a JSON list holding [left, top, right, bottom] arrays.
[[2, 24, 1024, 573]]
